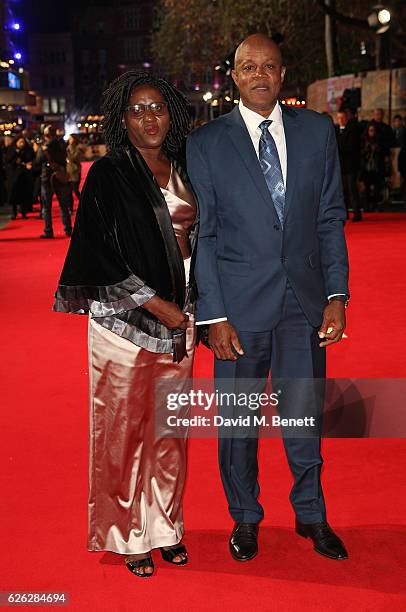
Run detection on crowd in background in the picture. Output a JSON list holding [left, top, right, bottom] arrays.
[[0, 127, 86, 236], [334, 107, 406, 222], [0, 106, 405, 232]]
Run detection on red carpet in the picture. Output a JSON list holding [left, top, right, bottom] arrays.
[[1, 165, 406, 611]]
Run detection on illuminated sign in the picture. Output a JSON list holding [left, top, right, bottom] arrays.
[[8, 72, 21, 89]]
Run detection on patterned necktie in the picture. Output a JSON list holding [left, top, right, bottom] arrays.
[[258, 119, 285, 226]]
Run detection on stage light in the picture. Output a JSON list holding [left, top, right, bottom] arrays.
[[12, 23, 21, 31], [368, 5, 391, 34], [378, 9, 391, 24], [18, 68, 23, 73], [14, 52, 22, 61], [8, 59, 14, 64], [203, 91, 213, 102]]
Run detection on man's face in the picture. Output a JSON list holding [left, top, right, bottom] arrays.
[[373, 109, 384, 122], [337, 112, 348, 128], [232, 40, 286, 116], [393, 117, 402, 129]]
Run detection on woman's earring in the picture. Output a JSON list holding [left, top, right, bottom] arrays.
[[121, 120, 126, 130]]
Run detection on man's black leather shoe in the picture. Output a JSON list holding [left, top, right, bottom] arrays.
[[229, 522, 259, 561], [296, 520, 348, 560]]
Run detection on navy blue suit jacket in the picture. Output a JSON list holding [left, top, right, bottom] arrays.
[[186, 105, 349, 331]]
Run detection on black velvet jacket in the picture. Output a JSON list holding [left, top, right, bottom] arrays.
[[54, 144, 199, 354]]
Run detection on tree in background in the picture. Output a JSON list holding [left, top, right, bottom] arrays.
[[151, 0, 326, 95], [151, 0, 401, 93]]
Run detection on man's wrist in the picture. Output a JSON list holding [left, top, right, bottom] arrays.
[[328, 295, 349, 308]]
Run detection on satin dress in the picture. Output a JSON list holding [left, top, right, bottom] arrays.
[[87, 165, 197, 554]]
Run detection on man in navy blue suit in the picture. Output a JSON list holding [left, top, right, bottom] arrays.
[[186, 34, 349, 561]]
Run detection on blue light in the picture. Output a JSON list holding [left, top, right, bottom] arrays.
[[8, 73, 21, 89], [14, 52, 22, 61], [12, 23, 21, 31]]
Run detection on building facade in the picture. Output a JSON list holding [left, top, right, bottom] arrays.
[[27, 32, 75, 119], [71, 0, 158, 114]]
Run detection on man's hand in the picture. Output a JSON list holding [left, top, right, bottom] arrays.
[[208, 321, 244, 361], [143, 295, 189, 330], [318, 301, 346, 347]]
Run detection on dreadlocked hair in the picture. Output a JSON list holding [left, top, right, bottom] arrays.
[[101, 71, 191, 156]]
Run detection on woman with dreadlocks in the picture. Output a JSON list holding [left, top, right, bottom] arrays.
[[53, 72, 198, 577]]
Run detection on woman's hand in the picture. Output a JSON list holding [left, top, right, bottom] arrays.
[[143, 295, 189, 330]]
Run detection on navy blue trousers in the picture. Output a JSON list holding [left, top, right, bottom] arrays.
[[214, 283, 327, 524]]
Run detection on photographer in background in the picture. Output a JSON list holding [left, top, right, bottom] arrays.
[[34, 125, 72, 239], [66, 134, 85, 213]]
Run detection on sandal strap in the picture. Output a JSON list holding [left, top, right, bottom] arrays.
[[161, 544, 187, 560], [125, 556, 154, 571]]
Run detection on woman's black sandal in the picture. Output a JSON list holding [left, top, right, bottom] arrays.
[[160, 544, 188, 565], [125, 555, 154, 577]]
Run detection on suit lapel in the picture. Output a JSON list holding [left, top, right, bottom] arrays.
[[281, 106, 301, 221], [225, 107, 281, 224]]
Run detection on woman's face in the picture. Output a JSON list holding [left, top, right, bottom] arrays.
[[16, 138, 25, 149], [368, 126, 376, 138], [123, 85, 170, 151]]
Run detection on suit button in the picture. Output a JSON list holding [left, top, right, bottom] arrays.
[[273, 224, 279, 230], [280, 256, 286, 263]]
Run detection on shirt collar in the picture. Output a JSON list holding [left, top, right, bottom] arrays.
[[238, 99, 283, 133]]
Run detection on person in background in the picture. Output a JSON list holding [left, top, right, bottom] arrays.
[[336, 109, 362, 221], [7, 136, 35, 220], [398, 140, 406, 206], [32, 139, 42, 218], [34, 125, 72, 238], [0, 136, 6, 207], [370, 108, 394, 152], [370, 108, 394, 205], [66, 134, 84, 213], [392, 115, 406, 149], [360, 123, 385, 211], [3, 135, 15, 208]]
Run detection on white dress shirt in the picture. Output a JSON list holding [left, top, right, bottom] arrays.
[[196, 101, 344, 326], [238, 99, 287, 185]]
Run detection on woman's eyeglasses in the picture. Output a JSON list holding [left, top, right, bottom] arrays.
[[124, 102, 168, 118]]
